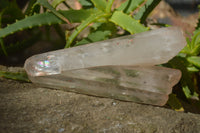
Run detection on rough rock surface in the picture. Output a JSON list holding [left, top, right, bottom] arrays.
[[1, 73, 200, 132]]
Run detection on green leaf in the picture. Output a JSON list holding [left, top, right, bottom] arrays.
[[187, 66, 199, 72], [117, 0, 145, 14], [110, 11, 148, 34], [0, 9, 94, 38], [0, 71, 30, 82], [190, 30, 200, 55], [167, 94, 184, 111], [36, 0, 70, 24], [91, 0, 107, 11], [167, 56, 196, 99], [134, 0, 161, 24], [181, 30, 200, 55], [187, 56, 200, 68], [105, 0, 114, 13], [78, 0, 93, 7], [183, 86, 192, 99], [51, 0, 65, 8], [24, 0, 37, 15], [181, 44, 191, 55], [0, 38, 7, 56], [75, 30, 111, 46], [65, 10, 107, 48]]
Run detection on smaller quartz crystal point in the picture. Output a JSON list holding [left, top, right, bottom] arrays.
[[28, 66, 181, 106], [24, 27, 186, 106]]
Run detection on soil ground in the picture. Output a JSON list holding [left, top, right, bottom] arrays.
[[0, 67, 200, 133]]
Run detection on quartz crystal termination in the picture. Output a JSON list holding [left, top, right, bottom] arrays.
[[24, 27, 187, 106], [24, 27, 186, 77]]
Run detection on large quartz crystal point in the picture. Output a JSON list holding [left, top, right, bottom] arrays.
[[24, 27, 186, 77], [24, 27, 186, 106], [28, 66, 181, 106]]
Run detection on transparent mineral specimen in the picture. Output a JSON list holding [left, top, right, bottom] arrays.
[[24, 27, 186, 77], [24, 27, 186, 106], [28, 66, 181, 106]]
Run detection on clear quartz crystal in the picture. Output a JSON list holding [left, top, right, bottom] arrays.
[[28, 66, 181, 106], [24, 27, 186, 77], [24, 27, 187, 106]]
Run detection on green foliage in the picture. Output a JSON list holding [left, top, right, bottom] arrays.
[[166, 27, 200, 110], [91, 0, 107, 12], [167, 94, 184, 111], [0, 71, 30, 82], [75, 30, 111, 46], [110, 11, 148, 34], [0, 0, 159, 50], [65, 9, 107, 48], [134, 0, 161, 24], [117, 0, 145, 14], [78, 0, 94, 9], [164, 9, 200, 110], [52, 0, 65, 8], [181, 30, 200, 56], [187, 56, 200, 68], [0, 9, 94, 38]]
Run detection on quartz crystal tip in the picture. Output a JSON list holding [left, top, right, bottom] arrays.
[[24, 54, 61, 76]]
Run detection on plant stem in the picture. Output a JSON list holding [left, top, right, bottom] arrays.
[[65, 10, 109, 48]]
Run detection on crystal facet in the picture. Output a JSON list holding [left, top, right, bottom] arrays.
[[24, 27, 187, 106]]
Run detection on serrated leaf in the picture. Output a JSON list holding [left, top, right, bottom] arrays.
[[117, 0, 144, 14], [187, 56, 200, 68], [91, 0, 107, 11], [0, 9, 94, 38], [110, 11, 148, 34], [134, 0, 161, 23]]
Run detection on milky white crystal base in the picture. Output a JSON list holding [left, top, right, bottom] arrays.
[[28, 66, 181, 106], [24, 27, 186, 77]]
